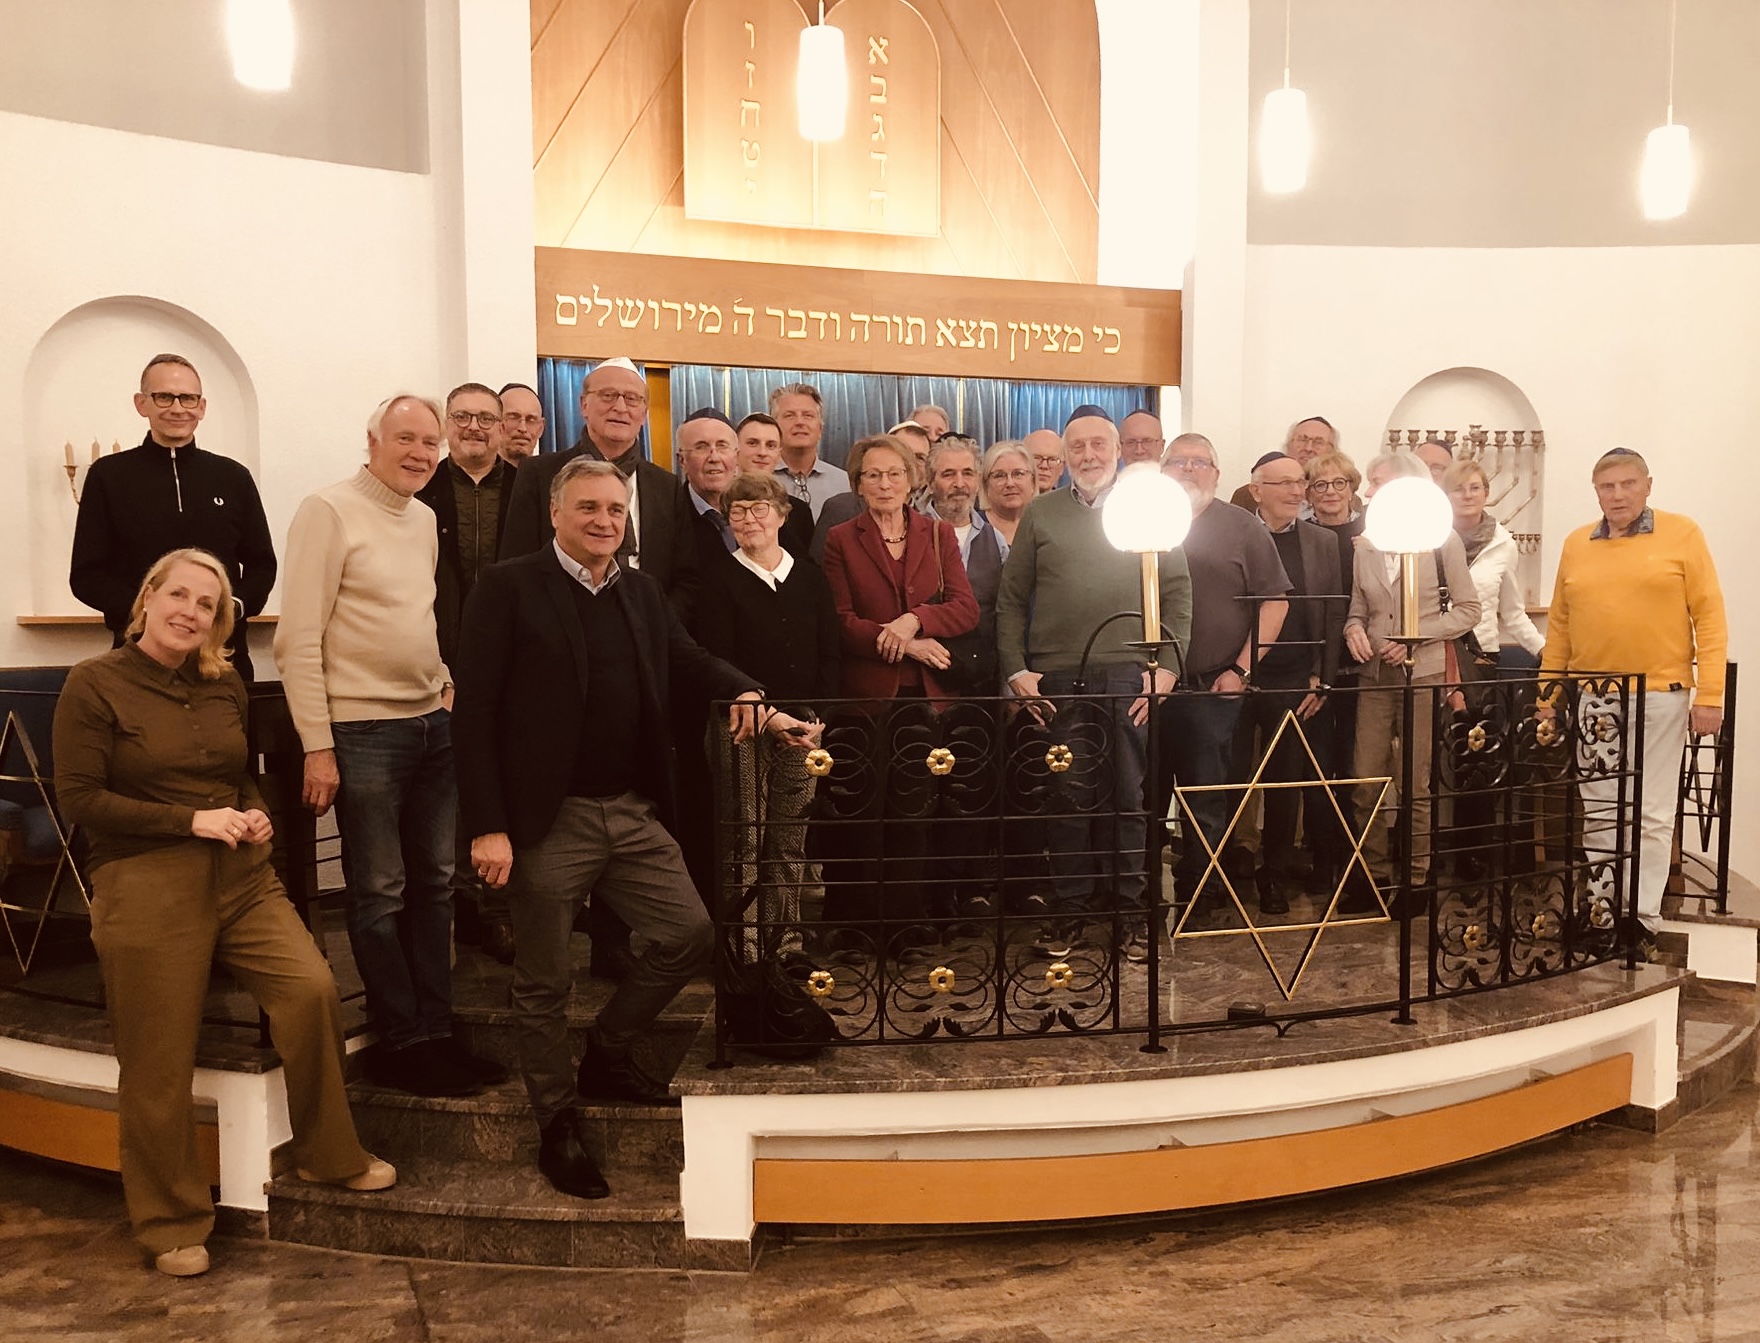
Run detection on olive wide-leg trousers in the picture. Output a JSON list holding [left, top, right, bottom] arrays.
[[89, 839, 370, 1255]]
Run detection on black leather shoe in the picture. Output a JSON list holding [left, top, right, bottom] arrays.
[[577, 1033, 679, 1107], [1258, 883, 1291, 916], [480, 921, 517, 966], [588, 941, 638, 983], [538, 1110, 611, 1200], [434, 1035, 509, 1087], [366, 1040, 481, 1098]]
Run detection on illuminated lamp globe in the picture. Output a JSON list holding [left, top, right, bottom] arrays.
[[226, 0, 295, 92], [796, 21, 848, 142], [1103, 463, 1192, 554], [1364, 475, 1453, 554]]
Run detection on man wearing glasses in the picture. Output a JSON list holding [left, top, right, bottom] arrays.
[[419, 383, 519, 965], [500, 356, 698, 625], [1229, 415, 1338, 511], [1025, 428, 1066, 494], [495, 382, 545, 466], [71, 353, 277, 678], [1119, 409, 1166, 468], [1156, 434, 1290, 924]]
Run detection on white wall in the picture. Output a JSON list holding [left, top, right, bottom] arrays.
[[0, 0, 534, 672], [1230, 241, 1760, 869]]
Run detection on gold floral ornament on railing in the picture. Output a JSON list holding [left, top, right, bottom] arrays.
[[804, 747, 834, 777], [925, 746, 956, 776], [927, 965, 956, 993], [806, 969, 835, 998], [1464, 924, 1489, 952], [1044, 744, 1073, 773], [1467, 724, 1487, 753], [1044, 960, 1073, 990]]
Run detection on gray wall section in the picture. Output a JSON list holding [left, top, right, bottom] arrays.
[[1246, 0, 1760, 247], [0, 0, 428, 173]]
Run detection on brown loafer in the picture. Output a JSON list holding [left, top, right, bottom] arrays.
[[154, 1245, 210, 1277], [297, 1156, 397, 1192]]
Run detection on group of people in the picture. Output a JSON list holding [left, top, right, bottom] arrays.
[[51, 351, 1726, 1275]]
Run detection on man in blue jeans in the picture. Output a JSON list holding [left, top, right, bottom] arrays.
[[275, 392, 504, 1098], [1153, 434, 1290, 924]]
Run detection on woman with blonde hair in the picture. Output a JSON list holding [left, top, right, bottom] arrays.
[[54, 548, 393, 1278]]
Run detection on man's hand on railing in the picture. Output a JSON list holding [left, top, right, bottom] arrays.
[[1691, 704, 1724, 737]]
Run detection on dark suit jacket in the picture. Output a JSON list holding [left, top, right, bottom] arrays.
[[452, 548, 757, 848], [809, 491, 863, 564], [694, 555, 841, 709], [416, 457, 515, 666], [498, 436, 701, 625], [821, 510, 980, 702], [1258, 518, 1346, 689]]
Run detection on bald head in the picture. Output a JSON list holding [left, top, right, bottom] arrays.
[[1025, 428, 1065, 494]]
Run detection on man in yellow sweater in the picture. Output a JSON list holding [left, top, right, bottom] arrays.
[[1542, 447, 1726, 937]]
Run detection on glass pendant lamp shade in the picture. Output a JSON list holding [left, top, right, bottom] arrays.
[[226, 0, 295, 91], [1259, 86, 1310, 194], [797, 21, 848, 142], [1364, 477, 1453, 554], [1103, 464, 1193, 554], [1641, 123, 1692, 221]]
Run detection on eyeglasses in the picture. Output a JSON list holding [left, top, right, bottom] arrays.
[[502, 412, 543, 427], [449, 410, 502, 428], [988, 469, 1033, 483], [1162, 457, 1215, 474], [146, 391, 202, 409], [1260, 476, 1309, 489], [1121, 437, 1165, 451], [1291, 433, 1333, 448], [860, 469, 910, 484], [727, 501, 775, 522], [1033, 455, 1063, 467], [1309, 477, 1352, 493], [588, 388, 648, 408]]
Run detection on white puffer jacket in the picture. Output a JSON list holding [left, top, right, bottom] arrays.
[[1463, 520, 1543, 655]]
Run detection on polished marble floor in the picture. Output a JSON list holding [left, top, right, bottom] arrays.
[[6, 1075, 1760, 1342]]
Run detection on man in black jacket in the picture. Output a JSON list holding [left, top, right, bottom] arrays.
[[453, 457, 814, 1201], [417, 381, 517, 964], [70, 353, 277, 677]]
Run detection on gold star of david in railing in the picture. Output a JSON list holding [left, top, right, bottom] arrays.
[[1169, 708, 1392, 1001], [0, 710, 89, 977]]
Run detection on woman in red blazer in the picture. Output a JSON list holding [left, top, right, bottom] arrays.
[[818, 435, 979, 951]]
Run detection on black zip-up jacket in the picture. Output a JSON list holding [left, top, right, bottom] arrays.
[[69, 434, 277, 670]]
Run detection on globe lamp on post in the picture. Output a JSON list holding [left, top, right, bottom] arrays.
[[1364, 476, 1453, 643], [1102, 463, 1193, 646]]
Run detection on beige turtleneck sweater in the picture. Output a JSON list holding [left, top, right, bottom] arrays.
[[274, 467, 448, 751]]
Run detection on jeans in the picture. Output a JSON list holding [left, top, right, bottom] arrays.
[[1039, 664, 1149, 917], [331, 710, 458, 1051]]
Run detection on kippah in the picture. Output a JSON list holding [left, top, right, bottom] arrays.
[[1601, 446, 1641, 458], [596, 356, 639, 375], [680, 406, 736, 431], [1064, 403, 1113, 430], [1253, 451, 1296, 472]]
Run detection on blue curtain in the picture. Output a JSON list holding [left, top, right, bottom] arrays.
[[536, 358, 650, 460], [668, 366, 1151, 466], [1008, 382, 1157, 439]]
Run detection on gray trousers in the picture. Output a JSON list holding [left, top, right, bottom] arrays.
[[507, 793, 713, 1126]]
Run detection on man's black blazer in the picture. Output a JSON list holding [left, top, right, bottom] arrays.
[[452, 546, 757, 848], [416, 458, 516, 667], [498, 438, 700, 625]]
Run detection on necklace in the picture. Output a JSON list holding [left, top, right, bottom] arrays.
[[881, 533, 907, 544]]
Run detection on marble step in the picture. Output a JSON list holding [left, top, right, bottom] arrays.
[[345, 1074, 685, 1171], [449, 1007, 710, 1074], [266, 1155, 709, 1269]]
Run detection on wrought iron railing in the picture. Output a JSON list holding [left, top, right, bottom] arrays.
[[708, 673, 1650, 1062], [1676, 662, 1738, 913]]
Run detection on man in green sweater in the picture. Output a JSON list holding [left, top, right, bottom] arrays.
[[996, 405, 1192, 958], [275, 394, 504, 1099]]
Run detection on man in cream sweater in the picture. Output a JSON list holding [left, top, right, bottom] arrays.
[[275, 394, 503, 1099]]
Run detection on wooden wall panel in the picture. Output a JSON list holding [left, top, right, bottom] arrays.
[[997, 0, 1100, 194], [531, 0, 1103, 282]]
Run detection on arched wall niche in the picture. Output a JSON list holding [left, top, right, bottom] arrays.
[[23, 297, 260, 616], [1385, 366, 1547, 608]]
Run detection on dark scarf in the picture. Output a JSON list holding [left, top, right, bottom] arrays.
[[1457, 512, 1498, 566], [577, 431, 643, 478]]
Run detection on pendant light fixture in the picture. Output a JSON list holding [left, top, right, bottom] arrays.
[[1640, 0, 1691, 220], [797, 1, 848, 142], [1259, 0, 1309, 194], [225, 0, 295, 92]]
